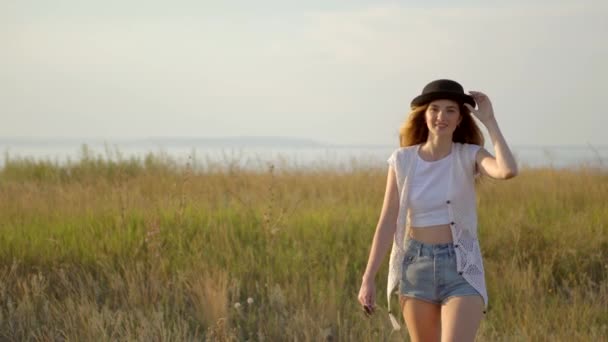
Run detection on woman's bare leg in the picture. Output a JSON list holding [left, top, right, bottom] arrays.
[[440, 295, 484, 342], [400, 295, 441, 342]]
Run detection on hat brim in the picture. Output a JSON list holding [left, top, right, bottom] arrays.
[[411, 92, 476, 108]]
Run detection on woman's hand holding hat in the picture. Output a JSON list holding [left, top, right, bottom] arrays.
[[465, 91, 495, 124]]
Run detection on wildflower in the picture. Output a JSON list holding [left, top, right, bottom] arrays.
[[247, 297, 254, 305], [234, 302, 241, 309]]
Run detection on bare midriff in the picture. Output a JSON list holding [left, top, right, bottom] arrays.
[[407, 224, 453, 244]]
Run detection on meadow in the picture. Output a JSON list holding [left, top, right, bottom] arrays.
[[0, 148, 606, 341]]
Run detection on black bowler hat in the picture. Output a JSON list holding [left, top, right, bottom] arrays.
[[410, 79, 476, 108]]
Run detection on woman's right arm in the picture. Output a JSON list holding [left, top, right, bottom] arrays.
[[358, 164, 400, 310]]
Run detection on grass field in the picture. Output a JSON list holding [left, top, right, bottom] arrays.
[[0, 149, 606, 341]]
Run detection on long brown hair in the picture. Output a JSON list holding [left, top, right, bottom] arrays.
[[398, 102, 484, 147]]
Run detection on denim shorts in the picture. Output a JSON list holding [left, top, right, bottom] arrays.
[[399, 237, 482, 305]]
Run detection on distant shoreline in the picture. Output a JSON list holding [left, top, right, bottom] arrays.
[[1, 137, 607, 150], [1, 139, 606, 171]]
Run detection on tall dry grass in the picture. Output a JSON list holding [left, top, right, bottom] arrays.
[[0, 149, 606, 341]]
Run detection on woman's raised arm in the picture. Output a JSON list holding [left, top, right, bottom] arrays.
[[465, 91, 518, 180]]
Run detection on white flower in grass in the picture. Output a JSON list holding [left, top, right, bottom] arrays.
[[234, 302, 241, 309], [247, 297, 254, 305]]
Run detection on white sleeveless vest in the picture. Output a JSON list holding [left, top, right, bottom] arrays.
[[385, 142, 488, 330]]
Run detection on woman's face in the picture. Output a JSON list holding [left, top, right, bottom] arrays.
[[425, 99, 462, 137]]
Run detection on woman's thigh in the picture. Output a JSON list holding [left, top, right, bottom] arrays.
[[400, 295, 441, 342], [440, 295, 484, 342]]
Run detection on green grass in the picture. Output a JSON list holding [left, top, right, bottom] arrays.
[[0, 151, 606, 341]]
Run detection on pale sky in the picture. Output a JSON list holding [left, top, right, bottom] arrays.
[[1, 0, 607, 146]]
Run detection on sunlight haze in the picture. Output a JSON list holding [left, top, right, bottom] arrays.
[[2, 0, 607, 146]]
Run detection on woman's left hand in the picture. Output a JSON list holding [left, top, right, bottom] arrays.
[[464, 91, 495, 124]]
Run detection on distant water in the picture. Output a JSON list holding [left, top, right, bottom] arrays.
[[0, 138, 606, 171]]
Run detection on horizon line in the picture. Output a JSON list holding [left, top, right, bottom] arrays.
[[0, 136, 607, 149]]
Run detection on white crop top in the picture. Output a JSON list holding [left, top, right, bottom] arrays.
[[385, 143, 487, 329], [408, 150, 452, 227]]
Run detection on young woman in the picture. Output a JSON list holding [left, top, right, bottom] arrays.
[[357, 79, 518, 341]]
